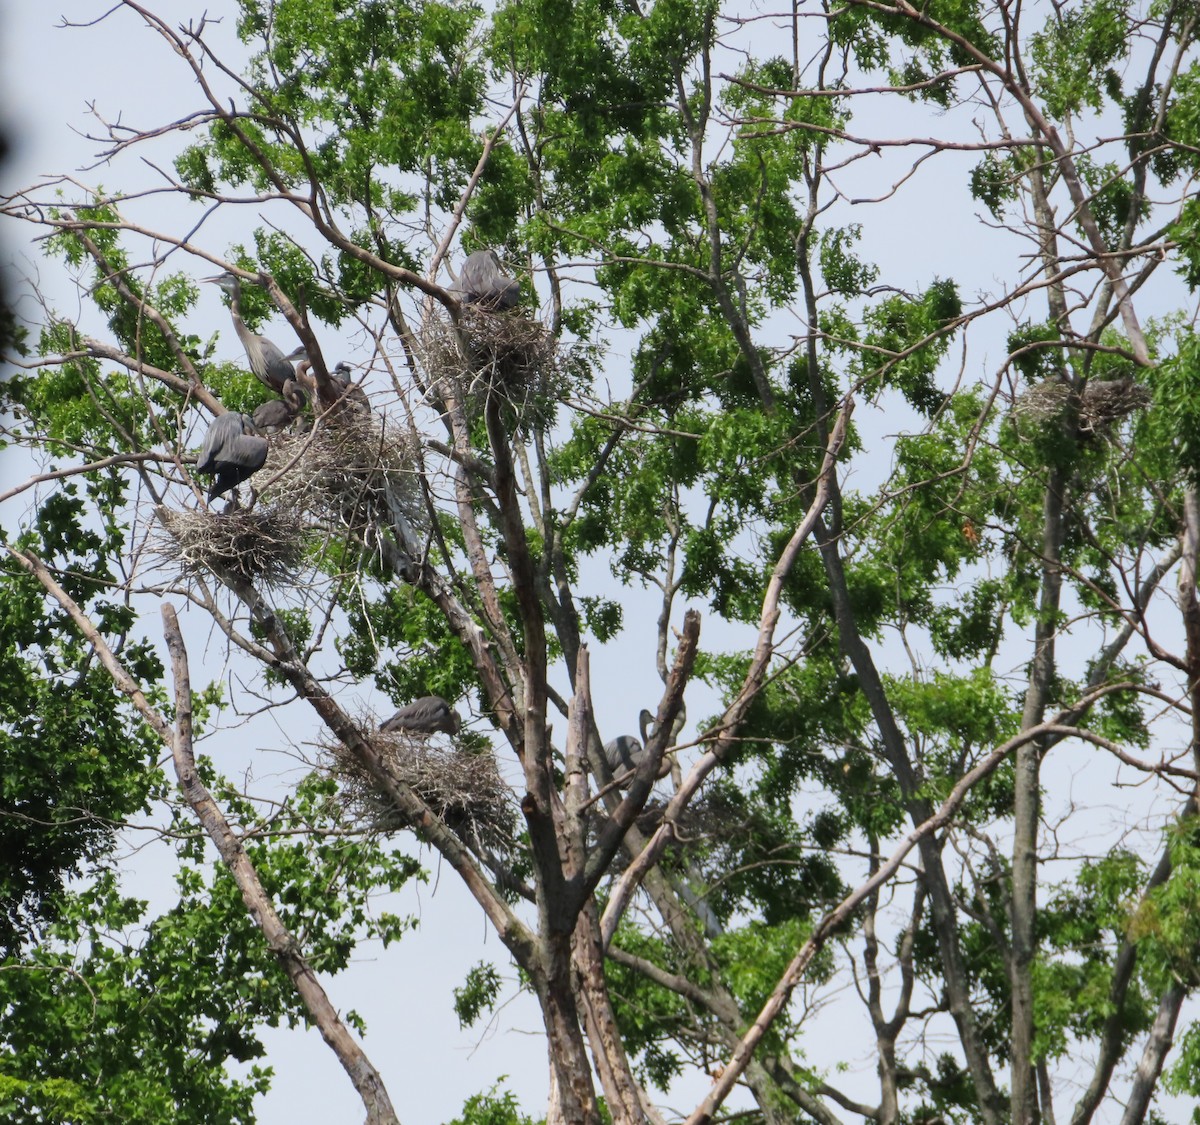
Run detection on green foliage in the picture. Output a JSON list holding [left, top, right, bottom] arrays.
[[341, 585, 480, 707], [1030, 0, 1130, 119], [820, 225, 879, 298], [856, 278, 961, 415], [604, 926, 692, 1090], [1149, 332, 1200, 482], [1130, 818, 1200, 985], [970, 153, 1020, 220], [1075, 155, 1145, 248], [0, 873, 268, 1124], [454, 961, 503, 1029], [7, 0, 1200, 1121], [445, 1081, 542, 1125], [1007, 321, 1064, 384], [1034, 852, 1153, 1059], [0, 495, 163, 955]]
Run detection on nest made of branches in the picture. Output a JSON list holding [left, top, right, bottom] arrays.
[[257, 409, 423, 534], [421, 307, 566, 414], [1014, 376, 1151, 435], [327, 731, 516, 854], [156, 506, 307, 586]]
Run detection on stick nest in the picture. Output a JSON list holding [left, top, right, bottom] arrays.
[[162, 411, 421, 584], [420, 307, 570, 421], [327, 731, 516, 854], [258, 410, 422, 533], [156, 507, 307, 585], [1014, 376, 1151, 435]]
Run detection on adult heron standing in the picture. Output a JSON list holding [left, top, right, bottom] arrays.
[[204, 272, 295, 395], [457, 249, 521, 310], [603, 709, 669, 786], [195, 412, 269, 506], [380, 695, 461, 736]]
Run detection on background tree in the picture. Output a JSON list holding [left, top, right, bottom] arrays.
[[4, 2, 1200, 1123]]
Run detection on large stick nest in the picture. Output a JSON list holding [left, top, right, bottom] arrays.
[[159, 409, 422, 584], [1014, 376, 1151, 435], [257, 409, 422, 533], [156, 506, 307, 586], [592, 795, 747, 862], [420, 307, 570, 423], [326, 731, 517, 854]]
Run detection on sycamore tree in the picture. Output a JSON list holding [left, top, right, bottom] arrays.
[[4, 1, 1200, 1123]]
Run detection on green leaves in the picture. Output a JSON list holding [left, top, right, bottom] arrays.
[[454, 961, 503, 1028], [856, 278, 961, 415], [1029, 0, 1130, 119], [1149, 331, 1200, 482]]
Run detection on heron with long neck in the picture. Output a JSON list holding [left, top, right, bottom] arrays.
[[251, 378, 308, 433], [205, 272, 295, 395], [603, 709, 670, 787], [331, 361, 370, 412]]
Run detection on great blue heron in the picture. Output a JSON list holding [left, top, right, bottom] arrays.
[[458, 249, 521, 310], [251, 378, 308, 433], [204, 272, 295, 395], [603, 709, 670, 786], [195, 412, 269, 504], [381, 695, 461, 736]]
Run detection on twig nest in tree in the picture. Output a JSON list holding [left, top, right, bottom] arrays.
[[256, 410, 423, 534], [163, 411, 422, 585], [326, 730, 516, 855], [1012, 378, 1071, 424], [599, 796, 740, 844], [1013, 376, 1150, 436], [1079, 376, 1151, 433], [420, 307, 575, 427], [156, 507, 306, 586]]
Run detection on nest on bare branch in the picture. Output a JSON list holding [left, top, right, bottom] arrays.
[[420, 307, 568, 425], [326, 731, 516, 854], [156, 506, 307, 586], [257, 410, 423, 535], [1013, 376, 1151, 436]]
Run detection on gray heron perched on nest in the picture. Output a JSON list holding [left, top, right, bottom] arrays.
[[458, 249, 521, 310], [251, 378, 308, 433], [205, 272, 296, 395], [604, 709, 670, 786], [195, 412, 269, 506], [381, 695, 461, 737]]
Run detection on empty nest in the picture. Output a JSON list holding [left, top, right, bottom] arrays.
[[1014, 376, 1151, 435], [327, 731, 516, 854], [156, 506, 306, 586]]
